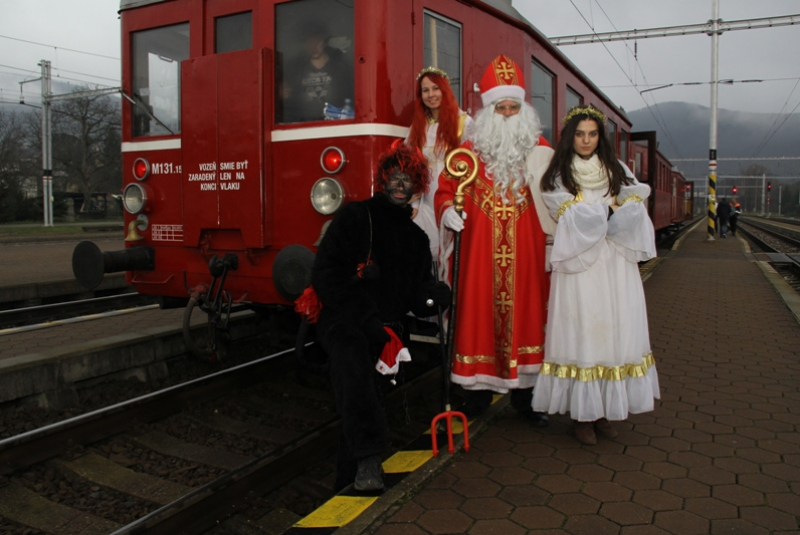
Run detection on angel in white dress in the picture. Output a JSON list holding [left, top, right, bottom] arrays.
[[405, 66, 472, 261], [532, 105, 660, 445]]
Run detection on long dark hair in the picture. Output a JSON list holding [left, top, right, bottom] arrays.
[[541, 107, 631, 196]]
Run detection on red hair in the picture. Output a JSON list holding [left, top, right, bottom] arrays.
[[407, 73, 460, 157], [375, 140, 429, 195]]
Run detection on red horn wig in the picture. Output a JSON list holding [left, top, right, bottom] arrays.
[[375, 140, 429, 195]]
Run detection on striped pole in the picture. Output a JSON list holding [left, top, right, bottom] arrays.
[[708, 155, 716, 240]]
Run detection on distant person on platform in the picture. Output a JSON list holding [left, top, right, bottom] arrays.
[[717, 198, 732, 238], [532, 105, 660, 445], [434, 54, 555, 426], [310, 142, 451, 492], [729, 202, 741, 236], [282, 25, 353, 122]]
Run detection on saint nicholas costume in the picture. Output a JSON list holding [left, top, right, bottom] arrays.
[[434, 55, 556, 394]]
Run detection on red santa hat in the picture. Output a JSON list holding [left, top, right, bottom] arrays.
[[479, 54, 525, 108], [375, 327, 411, 381]]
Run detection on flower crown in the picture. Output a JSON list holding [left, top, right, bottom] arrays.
[[563, 105, 606, 125], [417, 66, 449, 81]]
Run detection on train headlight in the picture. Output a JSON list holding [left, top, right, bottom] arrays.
[[133, 157, 150, 181], [320, 147, 345, 174], [311, 178, 344, 215], [122, 182, 149, 214]]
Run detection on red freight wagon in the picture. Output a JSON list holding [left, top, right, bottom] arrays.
[[73, 0, 633, 353]]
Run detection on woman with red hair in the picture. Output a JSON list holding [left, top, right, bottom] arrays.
[[407, 67, 472, 259]]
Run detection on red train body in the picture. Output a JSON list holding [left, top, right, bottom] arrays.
[[630, 131, 692, 236], [74, 0, 687, 337]]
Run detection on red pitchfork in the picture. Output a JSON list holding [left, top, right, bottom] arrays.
[[431, 148, 478, 457]]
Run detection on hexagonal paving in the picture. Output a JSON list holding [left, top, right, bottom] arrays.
[[363, 225, 800, 534]]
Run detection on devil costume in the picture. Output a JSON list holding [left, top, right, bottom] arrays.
[[311, 192, 441, 489]]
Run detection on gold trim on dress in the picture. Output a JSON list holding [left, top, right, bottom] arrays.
[[557, 198, 580, 220], [539, 352, 655, 382], [619, 194, 643, 206]]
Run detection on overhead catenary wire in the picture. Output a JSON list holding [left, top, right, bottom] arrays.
[[0, 35, 121, 95], [549, 6, 800, 165], [0, 34, 120, 62], [750, 77, 800, 158], [565, 0, 683, 158]]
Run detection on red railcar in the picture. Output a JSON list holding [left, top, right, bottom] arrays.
[[74, 0, 637, 352], [629, 131, 691, 236]]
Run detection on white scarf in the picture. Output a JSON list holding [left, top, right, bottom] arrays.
[[571, 154, 609, 191]]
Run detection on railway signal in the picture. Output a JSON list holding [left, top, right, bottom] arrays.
[[767, 182, 772, 191]]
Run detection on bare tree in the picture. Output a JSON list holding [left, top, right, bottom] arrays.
[[0, 107, 39, 222], [51, 89, 121, 213]]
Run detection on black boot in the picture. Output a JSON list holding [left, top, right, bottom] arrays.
[[354, 455, 384, 492]]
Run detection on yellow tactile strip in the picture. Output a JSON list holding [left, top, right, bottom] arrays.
[[282, 395, 505, 534]]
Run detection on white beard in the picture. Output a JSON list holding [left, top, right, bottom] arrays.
[[469, 102, 542, 204]]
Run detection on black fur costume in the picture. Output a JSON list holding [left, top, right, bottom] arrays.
[[311, 192, 437, 489]]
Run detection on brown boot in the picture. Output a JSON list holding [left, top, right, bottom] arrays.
[[574, 421, 597, 445], [594, 418, 618, 438]]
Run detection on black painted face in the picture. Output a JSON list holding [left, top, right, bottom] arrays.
[[384, 170, 413, 207]]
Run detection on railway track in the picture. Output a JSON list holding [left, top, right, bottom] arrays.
[[739, 218, 800, 253], [0, 292, 159, 331], [0, 339, 443, 535], [737, 219, 800, 294]]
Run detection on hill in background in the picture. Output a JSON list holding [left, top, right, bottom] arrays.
[[626, 101, 800, 188]]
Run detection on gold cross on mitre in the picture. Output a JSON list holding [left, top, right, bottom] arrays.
[[493, 55, 518, 84]]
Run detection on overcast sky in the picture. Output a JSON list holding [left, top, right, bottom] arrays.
[[1, 0, 798, 117], [514, 0, 800, 116]]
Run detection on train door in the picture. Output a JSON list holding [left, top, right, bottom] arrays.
[[181, 7, 271, 250], [671, 175, 678, 223], [413, 0, 474, 112]]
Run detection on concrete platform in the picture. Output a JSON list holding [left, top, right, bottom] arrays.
[[287, 221, 800, 534], [0, 236, 272, 407]]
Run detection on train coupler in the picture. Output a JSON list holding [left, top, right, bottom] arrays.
[[182, 253, 240, 360]]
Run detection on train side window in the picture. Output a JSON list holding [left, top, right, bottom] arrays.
[[423, 11, 462, 107], [619, 130, 628, 164], [634, 152, 642, 180], [566, 86, 582, 112], [275, 0, 355, 124], [530, 59, 554, 143], [131, 23, 190, 138], [607, 119, 617, 156], [216, 12, 252, 54]]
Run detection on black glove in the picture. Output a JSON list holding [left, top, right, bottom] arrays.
[[363, 316, 390, 345], [427, 281, 452, 309]]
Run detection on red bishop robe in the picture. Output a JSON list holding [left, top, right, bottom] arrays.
[[434, 140, 551, 392]]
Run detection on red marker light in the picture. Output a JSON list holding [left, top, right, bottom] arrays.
[[133, 158, 150, 181], [320, 147, 345, 174]]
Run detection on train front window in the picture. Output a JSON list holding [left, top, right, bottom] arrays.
[[216, 12, 252, 54], [131, 23, 189, 137], [423, 11, 462, 107], [275, 0, 355, 124], [531, 59, 554, 143]]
